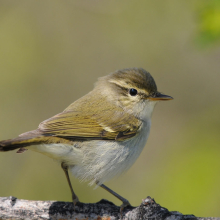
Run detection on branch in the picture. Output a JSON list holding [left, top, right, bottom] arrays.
[[0, 196, 219, 220]]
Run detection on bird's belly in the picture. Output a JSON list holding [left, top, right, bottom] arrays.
[[71, 121, 151, 185], [30, 121, 151, 186]]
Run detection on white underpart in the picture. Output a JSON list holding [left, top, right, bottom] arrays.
[[30, 101, 157, 186]]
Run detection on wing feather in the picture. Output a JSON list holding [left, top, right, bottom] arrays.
[[38, 92, 142, 141], [39, 109, 141, 141]]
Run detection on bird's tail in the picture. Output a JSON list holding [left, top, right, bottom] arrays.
[[0, 129, 72, 152], [0, 136, 45, 152]]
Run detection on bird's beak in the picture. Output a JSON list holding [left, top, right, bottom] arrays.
[[148, 92, 173, 101]]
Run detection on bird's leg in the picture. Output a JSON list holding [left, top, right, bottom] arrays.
[[98, 183, 131, 212], [61, 162, 79, 207]]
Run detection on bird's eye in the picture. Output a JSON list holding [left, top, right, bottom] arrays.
[[129, 88, 138, 96]]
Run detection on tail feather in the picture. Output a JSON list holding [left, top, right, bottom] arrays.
[[0, 136, 45, 152], [0, 129, 43, 152], [0, 129, 73, 152]]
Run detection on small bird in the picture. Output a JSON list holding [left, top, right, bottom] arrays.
[[0, 68, 173, 210]]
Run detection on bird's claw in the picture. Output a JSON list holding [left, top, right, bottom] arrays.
[[120, 199, 131, 212], [72, 196, 79, 210]]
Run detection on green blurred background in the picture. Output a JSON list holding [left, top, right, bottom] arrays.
[[0, 0, 220, 217]]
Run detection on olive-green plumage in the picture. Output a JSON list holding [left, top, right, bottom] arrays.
[[0, 68, 158, 152]]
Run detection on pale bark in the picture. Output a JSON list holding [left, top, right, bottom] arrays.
[[0, 196, 219, 220]]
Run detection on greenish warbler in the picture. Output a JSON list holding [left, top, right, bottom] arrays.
[[0, 68, 173, 210]]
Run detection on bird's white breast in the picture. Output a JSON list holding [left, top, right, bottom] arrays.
[[69, 119, 151, 185]]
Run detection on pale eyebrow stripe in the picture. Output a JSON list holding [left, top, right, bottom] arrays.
[[109, 79, 148, 95], [108, 79, 131, 88]]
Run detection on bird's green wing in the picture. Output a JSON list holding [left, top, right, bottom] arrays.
[[38, 108, 142, 141]]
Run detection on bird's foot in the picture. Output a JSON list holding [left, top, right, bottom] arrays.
[[72, 195, 79, 210], [120, 198, 131, 213]]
